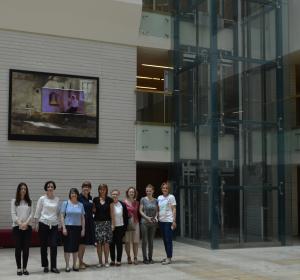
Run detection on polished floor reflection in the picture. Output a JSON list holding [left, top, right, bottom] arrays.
[[0, 240, 299, 280]]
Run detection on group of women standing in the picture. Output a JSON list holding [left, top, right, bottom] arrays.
[[10, 180, 176, 275]]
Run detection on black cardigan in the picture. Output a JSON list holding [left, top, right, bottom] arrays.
[[117, 201, 128, 232]]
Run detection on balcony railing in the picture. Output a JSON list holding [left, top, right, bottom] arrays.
[[139, 11, 171, 39]]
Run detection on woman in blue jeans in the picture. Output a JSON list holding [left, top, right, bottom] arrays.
[[158, 182, 176, 265]]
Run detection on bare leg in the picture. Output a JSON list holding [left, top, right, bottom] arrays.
[[64, 252, 70, 269], [133, 243, 139, 258], [78, 244, 85, 266], [72, 252, 78, 268], [125, 242, 131, 263], [96, 243, 103, 265], [104, 243, 110, 264]]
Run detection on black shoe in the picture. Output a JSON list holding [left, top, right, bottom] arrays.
[[72, 266, 79, 272], [43, 267, 49, 273], [51, 268, 60, 273], [143, 259, 149, 264], [17, 269, 22, 276], [149, 259, 154, 264], [23, 269, 29, 275], [65, 267, 71, 273]]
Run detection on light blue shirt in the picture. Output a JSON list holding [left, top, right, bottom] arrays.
[[61, 200, 85, 226]]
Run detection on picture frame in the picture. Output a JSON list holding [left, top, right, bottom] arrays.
[[8, 69, 99, 144]]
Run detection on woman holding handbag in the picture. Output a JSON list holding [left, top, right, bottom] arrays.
[[123, 187, 140, 265]]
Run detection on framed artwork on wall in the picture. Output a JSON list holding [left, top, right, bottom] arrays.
[[8, 69, 99, 143]]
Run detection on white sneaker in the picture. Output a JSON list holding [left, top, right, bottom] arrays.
[[161, 258, 171, 265], [104, 263, 110, 268], [96, 263, 103, 268]]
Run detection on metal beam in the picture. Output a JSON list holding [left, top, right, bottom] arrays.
[[275, 0, 286, 246], [209, 0, 220, 250]]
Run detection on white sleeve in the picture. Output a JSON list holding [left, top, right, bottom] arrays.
[[170, 195, 177, 206], [11, 199, 19, 224], [25, 203, 34, 224], [34, 197, 43, 219], [57, 197, 61, 217]]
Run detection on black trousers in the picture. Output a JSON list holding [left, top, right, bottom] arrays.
[[13, 226, 32, 269], [38, 222, 58, 269], [110, 226, 124, 262]]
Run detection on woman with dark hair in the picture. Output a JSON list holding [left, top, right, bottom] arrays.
[[78, 181, 95, 269], [123, 186, 140, 265], [61, 188, 85, 272], [93, 184, 113, 268], [158, 182, 176, 265], [110, 189, 128, 266], [11, 182, 33, 276], [34, 181, 60, 273]]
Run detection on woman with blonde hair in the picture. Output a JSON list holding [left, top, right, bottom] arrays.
[[123, 186, 140, 265], [158, 182, 176, 265], [110, 189, 128, 266]]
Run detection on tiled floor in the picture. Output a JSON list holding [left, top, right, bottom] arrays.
[[1, 240, 300, 279]]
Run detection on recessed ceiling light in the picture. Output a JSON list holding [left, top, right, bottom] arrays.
[[142, 64, 173, 70]]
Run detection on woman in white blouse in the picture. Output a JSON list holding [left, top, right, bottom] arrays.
[[158, 182, 176, 265], [11, 182, 33, 276], [109, 189, 128, 266], [34, 181, 60, 274]]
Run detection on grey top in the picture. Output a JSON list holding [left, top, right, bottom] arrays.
[[140, 197, 158, 224]]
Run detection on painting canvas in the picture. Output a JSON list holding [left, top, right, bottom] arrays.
[[8, 69, 99, 143]]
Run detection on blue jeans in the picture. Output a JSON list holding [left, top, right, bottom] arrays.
[[159, 222, 173, 258]]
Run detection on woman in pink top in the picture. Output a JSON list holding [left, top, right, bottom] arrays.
[[123, 187, 140, 265]]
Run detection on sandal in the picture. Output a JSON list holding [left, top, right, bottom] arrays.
[[79, 263, 86, 269], [127, 257, 132, 264]]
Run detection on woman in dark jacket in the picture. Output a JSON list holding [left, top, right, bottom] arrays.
[[109, 189, 128, 266], [78, 181, 95, 269]]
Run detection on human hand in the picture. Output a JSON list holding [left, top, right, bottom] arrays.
[[20, 223, 28, 230], [171, 221, 177, 230], [81, 229, 85, 237], [63, 227, 68, 236]]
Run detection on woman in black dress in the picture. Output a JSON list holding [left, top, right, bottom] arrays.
[[78, 181, 95, 269], [93, 184, 113, 268]]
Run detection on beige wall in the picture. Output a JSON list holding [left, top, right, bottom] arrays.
[[0, 0, 142, 46], [0, 29, 136, 228]]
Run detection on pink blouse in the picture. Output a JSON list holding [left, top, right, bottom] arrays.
[[123, 199, 139, 223]]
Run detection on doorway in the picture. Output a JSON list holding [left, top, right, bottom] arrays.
[[136, 163, 170, 199]]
